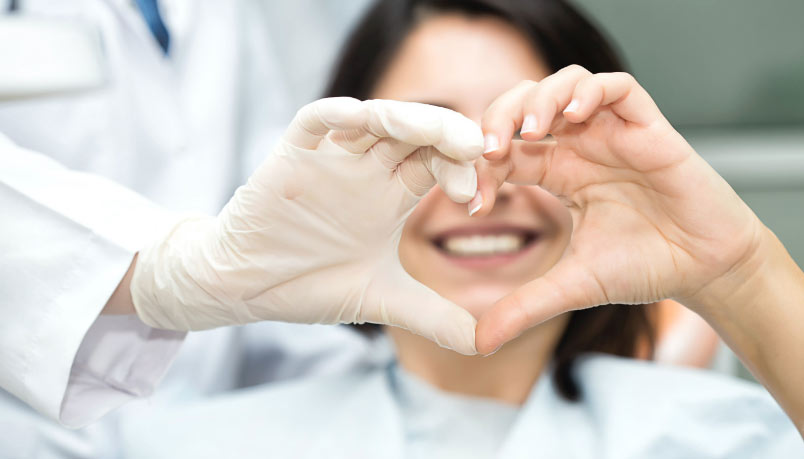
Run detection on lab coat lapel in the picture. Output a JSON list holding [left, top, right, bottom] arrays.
[[99, 0, 177, 64]]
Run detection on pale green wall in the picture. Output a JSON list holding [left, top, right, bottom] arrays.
[[571, 0, 804, 128], [686, 128, 804, 266]]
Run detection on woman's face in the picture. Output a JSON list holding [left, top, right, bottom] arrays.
[[373, 14, 573, 318]]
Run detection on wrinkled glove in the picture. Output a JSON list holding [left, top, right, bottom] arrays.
[[131, 97, 483, 354]]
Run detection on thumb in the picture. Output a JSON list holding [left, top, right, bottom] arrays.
[[475, 256, 607, 354], [362, 261, 478, 355]]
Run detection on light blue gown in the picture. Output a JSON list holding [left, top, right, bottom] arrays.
[[120, 341, 802, 458]]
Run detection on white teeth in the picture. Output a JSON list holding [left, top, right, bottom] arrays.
[[442, 234, 526, 257]]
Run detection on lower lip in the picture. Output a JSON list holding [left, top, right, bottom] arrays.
[[434, 239, 538, 270]]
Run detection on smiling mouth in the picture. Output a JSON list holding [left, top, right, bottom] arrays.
[[433, 231, 539, 258]]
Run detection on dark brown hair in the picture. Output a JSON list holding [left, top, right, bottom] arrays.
[[324, 0, 655, 401]]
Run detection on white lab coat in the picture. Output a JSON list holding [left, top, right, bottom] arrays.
[[119, 352, 803, 459], [0, 0, 371, 456]]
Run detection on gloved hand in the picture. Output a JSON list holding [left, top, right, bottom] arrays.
[[131, 97, 483, 354]]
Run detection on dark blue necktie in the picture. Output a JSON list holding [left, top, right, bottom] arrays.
[[135, 0, 170, 55]]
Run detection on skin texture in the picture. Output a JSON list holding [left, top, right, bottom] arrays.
[[474, 67, 760, 350], [476, 63, 804, 430]]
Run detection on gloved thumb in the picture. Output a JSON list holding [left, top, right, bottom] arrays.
[[361, 261, 478, 355]]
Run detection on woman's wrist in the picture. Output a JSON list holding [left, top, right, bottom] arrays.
[[684, 225, 804, 432], [685, 225, 801, 320]]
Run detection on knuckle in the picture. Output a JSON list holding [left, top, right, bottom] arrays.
[[614, 71, 638, 84], [563, 64, 590, 75], [294, 106, 321, 136], [522, 85, 547, 112], [293, 101, 314, 121], [575, 75, 594, 90], [525, 82, 543, 98], [480, 109, 498, 128]]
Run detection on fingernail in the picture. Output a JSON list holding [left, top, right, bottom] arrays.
[[483, 134, 499, 154], [564, 99, 580, 113], [521, 114, 538, 133], [468, 191, 483, 216]]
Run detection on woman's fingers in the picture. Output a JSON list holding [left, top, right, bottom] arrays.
[[475, 256, 607, 354], [470, 139, 557, 216], [481, 65, 591, 161], [481, 68, 662, 161], [479, 80, 536, 160], [476, 68, 666, 216], [562, 72, 663, 126], [519, 64, 592, 140]]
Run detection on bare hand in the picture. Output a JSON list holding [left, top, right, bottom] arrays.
[[473, 65, 764, 354]]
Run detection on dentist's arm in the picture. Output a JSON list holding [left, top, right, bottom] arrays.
[[2, 97, 485, 428], [0, 133, 185, 427]]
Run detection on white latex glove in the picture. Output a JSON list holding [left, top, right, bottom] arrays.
[[131, 98, 483, 354]]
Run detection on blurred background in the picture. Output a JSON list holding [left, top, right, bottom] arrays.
[[264, 0, 803, 379], [573, 0, 804, 268]]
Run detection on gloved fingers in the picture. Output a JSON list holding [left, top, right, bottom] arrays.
[[363, 99, 484, 162], [393, 146, 477, 202], [363, 263, 478, 355], [362, 135, 477, 202], [284, 97, 367, 150], [395, 148, 437, 197], [327, 128, 379, 154], [419, 146, 477, 203], [369, 137, 419, 170]]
